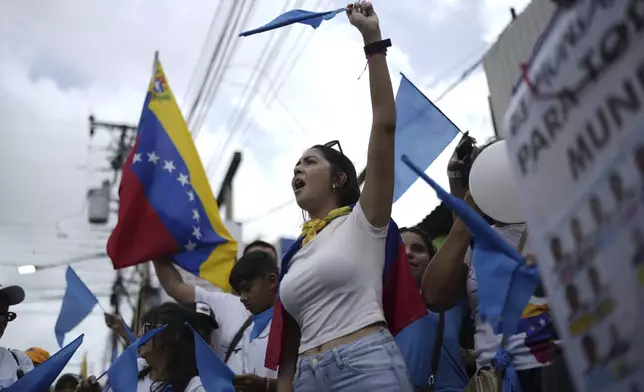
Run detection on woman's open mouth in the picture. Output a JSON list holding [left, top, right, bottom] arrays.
[[293, 178, 306, 192]]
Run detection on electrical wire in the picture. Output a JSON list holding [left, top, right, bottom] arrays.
[[186, 0, 245, 128], [189, 0, 257, 136], [206, 0, 302, 180], [181, 0, 227, 112], [434, 57, 484, 103], [239, 198, 294, 223]]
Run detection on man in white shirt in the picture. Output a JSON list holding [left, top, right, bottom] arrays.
[[0, 284, 34, 388], [153, 252, 278, 392]]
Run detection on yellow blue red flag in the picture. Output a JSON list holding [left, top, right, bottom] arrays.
[[107, 52, 238, 292]]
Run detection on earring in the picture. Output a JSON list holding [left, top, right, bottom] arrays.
[[332, 184, 337, 191]]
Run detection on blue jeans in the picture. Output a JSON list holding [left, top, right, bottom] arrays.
[[293, 328, 414, 392]]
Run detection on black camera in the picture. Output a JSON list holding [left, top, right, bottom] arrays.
[[454, 132, 477, 188]]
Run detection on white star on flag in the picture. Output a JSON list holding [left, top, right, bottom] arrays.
[[192, 209, 200, 221], [539, 319, 546, 326], [185, 241, 196, 252], [147, 151, 160, 164], [132, 153, 142, 163], [192, 226, 202, 240], [177, 173, 189, 186], [187, 190, 195, 202], [163, 160, 176, 173]]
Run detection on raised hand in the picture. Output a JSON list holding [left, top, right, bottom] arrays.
[[346, 1, 381, 39]]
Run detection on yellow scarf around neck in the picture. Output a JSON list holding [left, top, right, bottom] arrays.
[[301, 206, 352, 246]]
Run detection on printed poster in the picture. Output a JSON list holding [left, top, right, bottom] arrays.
[[502, 0, 644, 391]]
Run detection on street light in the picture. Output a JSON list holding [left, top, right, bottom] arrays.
[[18, 265, 36, 275]]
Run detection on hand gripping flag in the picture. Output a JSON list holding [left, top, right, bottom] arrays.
[[240, 8, 345, 37], [55, 266, 99, 347], [107, 52, 238, 292], [393, 74, 460, 202], [6, 335, 83, 392], [401, 155, 540, 340], [264, 208, 427, 370]]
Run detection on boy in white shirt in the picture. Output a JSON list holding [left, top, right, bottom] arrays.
[[153, 251, 278, 392]]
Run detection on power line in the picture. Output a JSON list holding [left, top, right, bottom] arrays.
[[434, 57, 484, 103], [189, 0, 256, 136], [207, 0, 303, 179], [181, 0, 227, 112], [239, 198, 294, 224]]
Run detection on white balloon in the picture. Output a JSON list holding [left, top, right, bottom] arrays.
[[468, 140, 525, 224]]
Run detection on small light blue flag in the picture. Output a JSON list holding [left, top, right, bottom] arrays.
[[240, 8, 345, 37], [106, 325, 166, 392], [188, 324, 234, 392], [55, 266, 99, 347], [6, 334, 83, 392], [393, 74, 460, 202], [401, 155, 539, 340]]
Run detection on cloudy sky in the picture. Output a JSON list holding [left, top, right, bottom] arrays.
[[0, 0, 530, 380]]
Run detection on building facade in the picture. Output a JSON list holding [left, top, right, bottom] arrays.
[[483, 0, 557, 135]]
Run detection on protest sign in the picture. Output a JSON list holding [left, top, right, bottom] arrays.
[[502, 1, 644, 391]]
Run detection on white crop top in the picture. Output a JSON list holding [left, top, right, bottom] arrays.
[[279, 202, 389, 353]]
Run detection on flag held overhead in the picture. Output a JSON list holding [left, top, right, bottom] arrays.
[[107, 52, 238, 292], [401, 155, 539, 340], [393, 74, 460, 202], [240, 8, 345, 37]]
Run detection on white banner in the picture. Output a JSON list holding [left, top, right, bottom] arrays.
[[503, 1, 644, 391]]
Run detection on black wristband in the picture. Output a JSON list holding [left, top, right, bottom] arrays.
[[364, 38, 391, 57]]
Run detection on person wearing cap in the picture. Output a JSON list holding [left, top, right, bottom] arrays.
[[25, 347, 50, 367], [0, 284, 34, 388], [153, 251, 279, 391]]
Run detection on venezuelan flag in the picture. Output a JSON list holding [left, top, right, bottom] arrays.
[[107, 52, 238, 292]]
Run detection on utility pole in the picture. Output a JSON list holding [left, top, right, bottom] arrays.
[[217, 151, 242, 221], [88, 115, 137, 364]]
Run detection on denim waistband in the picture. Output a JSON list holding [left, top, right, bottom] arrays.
[[297, 328, 394, 369]]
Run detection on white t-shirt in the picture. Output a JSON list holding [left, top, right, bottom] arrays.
[[279, 202, 389, 353], [0, 347, 33, 389], [465, 224, 554, 371], [195, 287, 277, 378], [135, 359, 203, 392]]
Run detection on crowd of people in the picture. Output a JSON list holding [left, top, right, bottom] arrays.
[[0, 1, 586, 391]]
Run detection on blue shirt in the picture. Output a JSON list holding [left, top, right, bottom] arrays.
[[395, 300, 469, 391]]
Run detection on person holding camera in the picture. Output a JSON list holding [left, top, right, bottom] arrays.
[[419, 138, 574, 392]]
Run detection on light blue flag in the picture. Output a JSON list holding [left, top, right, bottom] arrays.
[[187, 324, 234, 392], [6, 334, 83, 392], [401, 155, 539, 340], [106, 325, 166, 392], [240, 8, 344, 37], [393, 74, 460, 202], [55, 266, 99, 347]]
